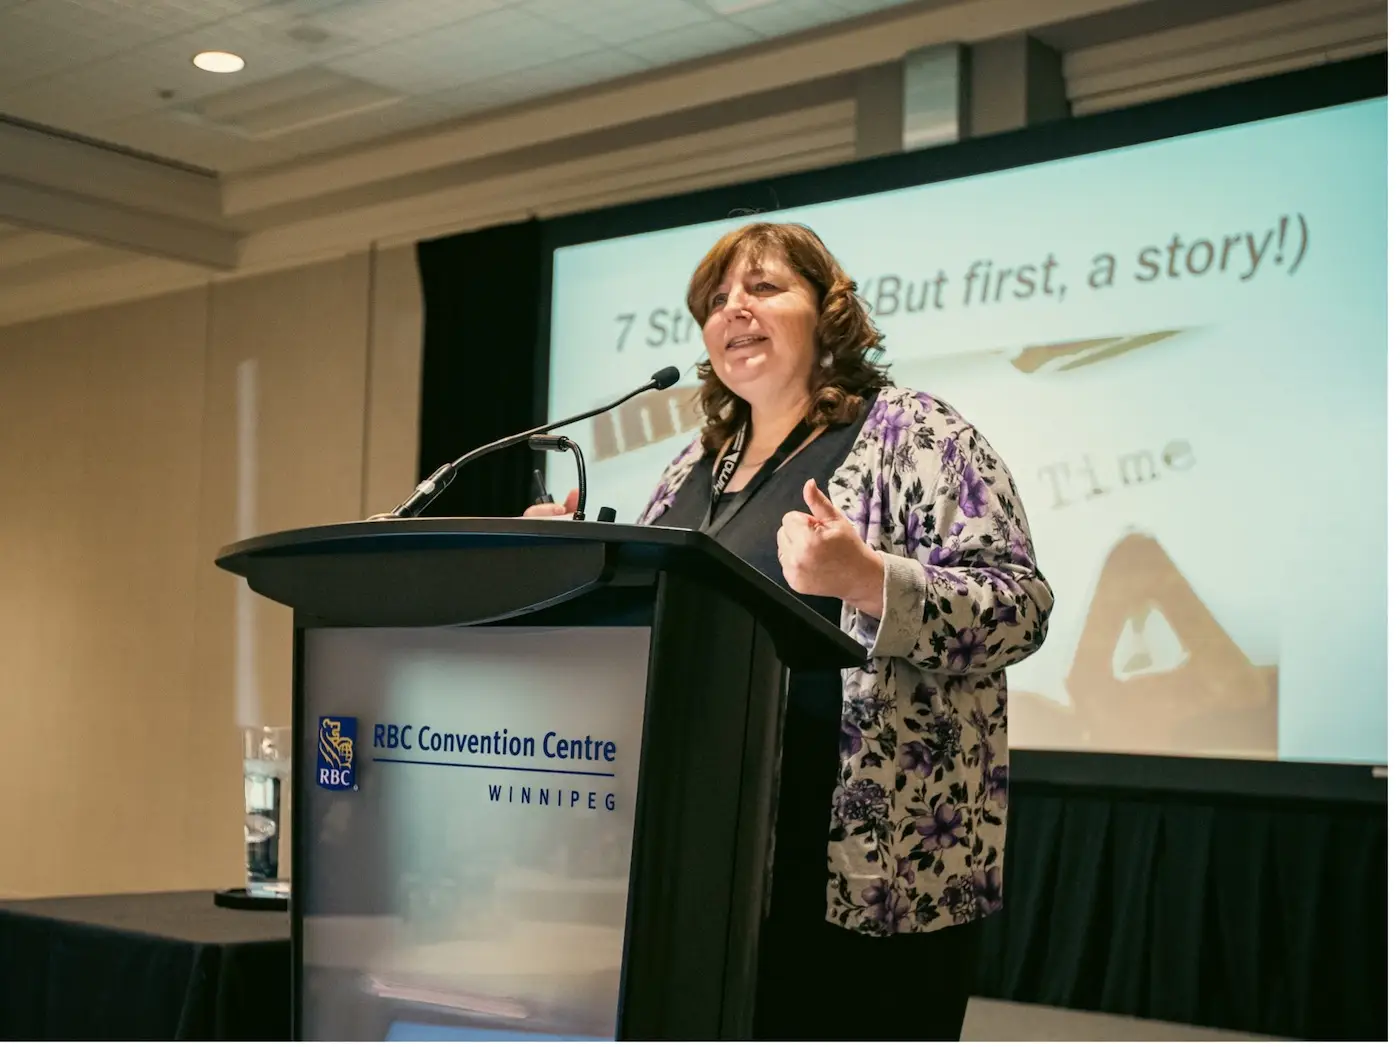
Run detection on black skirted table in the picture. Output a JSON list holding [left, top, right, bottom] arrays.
[[0, 891, 290, 1040]]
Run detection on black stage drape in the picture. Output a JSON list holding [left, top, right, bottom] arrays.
[[975, 777, 1386, 1041], [415, 218, 545, 519], [416, 221, 1387, 1043], [0, 891, 290, 1040]]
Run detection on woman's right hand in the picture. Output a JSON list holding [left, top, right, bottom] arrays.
[[522, 488, 579, 518]]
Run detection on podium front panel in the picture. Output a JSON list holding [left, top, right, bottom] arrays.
[[298, 625, 651, 1041]]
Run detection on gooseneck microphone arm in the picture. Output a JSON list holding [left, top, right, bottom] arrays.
[[528, 435, 586, 520], [387, 365, 680, 519]]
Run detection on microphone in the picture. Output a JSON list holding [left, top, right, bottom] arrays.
[[386, 365, 683, 518]]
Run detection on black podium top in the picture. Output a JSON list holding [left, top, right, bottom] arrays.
[[216, 518, 866, 670]]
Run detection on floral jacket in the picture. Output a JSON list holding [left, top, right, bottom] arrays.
[[638, 386, 1054, 936]]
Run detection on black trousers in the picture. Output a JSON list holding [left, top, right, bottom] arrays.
[[752, 910, 985, 1041], [752, 694, 985, 1040]]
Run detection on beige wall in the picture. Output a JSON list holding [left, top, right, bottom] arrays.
[[0, 246, 423, 898]]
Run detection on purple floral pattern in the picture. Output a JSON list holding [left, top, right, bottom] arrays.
[[637, 387, 1053, 936]]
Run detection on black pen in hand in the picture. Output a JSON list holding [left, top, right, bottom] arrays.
[[531, 469, 554, 506]]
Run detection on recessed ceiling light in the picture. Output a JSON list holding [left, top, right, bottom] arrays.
[[193, 51, 245, 73]]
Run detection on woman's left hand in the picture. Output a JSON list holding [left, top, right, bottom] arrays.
[[777, 479, 886, 618]]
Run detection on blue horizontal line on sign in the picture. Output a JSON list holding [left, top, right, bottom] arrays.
[[372, 757, 616, 778]]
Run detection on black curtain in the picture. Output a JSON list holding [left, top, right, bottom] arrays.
[[415, 219, 545, 518], [976, 780, 1387, 1040]]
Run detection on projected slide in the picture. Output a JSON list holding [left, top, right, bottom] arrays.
[[546, 98, 1386, 767]]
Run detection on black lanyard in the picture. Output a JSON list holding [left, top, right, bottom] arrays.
[[701, 417, 814, 534]]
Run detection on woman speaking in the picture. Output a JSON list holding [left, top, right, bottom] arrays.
[[530, 222, 1054, 1041]]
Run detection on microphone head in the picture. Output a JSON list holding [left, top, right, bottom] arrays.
[[652, 365, 681, 390]]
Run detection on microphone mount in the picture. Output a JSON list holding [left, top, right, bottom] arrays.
[[527, 434, 587, 520]]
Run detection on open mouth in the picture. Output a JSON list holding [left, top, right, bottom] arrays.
[[726, 334, 768, 350]]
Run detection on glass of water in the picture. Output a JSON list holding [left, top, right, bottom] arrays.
[[244, 725, 292, 898]]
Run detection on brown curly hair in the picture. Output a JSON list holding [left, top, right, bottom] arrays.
[[686, 221, 890, 452]]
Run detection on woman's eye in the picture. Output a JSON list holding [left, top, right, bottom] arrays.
[[754, 281, 777, 292], [710, 292, 727, 309]]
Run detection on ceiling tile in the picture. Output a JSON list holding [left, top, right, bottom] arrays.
[[623, 17, 763, 66], [387, 80, 505, 122], [518, 0, 711, 47], [827, 0, 921, 14], [0, 0, 257, 87], [721, 0, 855, 38], [0, 18, 321, 128], [0, 2, 153, 87], [103, 94, 451, 171], [0, 82, 136, 133], [234, 95, 447, 158], [236, 0, 504, 58], [326, 6, 597, 95], [441, 48, 653, 111], [0, 35, 80, 89]]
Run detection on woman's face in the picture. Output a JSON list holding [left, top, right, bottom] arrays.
[[701, 251, 820, 410]]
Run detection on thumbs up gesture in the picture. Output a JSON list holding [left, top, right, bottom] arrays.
[[777, 479, 886, 617]]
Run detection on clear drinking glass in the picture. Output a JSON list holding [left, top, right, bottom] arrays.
[[243, 725, 292, 898]]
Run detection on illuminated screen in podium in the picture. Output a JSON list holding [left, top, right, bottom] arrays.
[[300, 626, 651, 1042]]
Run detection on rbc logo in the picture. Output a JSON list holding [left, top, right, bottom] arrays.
[[317, 716, 357, 791]]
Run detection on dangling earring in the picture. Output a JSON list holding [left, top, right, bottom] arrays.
[[819, 351, 834, 369]]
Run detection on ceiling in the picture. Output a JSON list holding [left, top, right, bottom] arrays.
[[0, 0, 926, 174], [0, 0, 1377, 331]]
